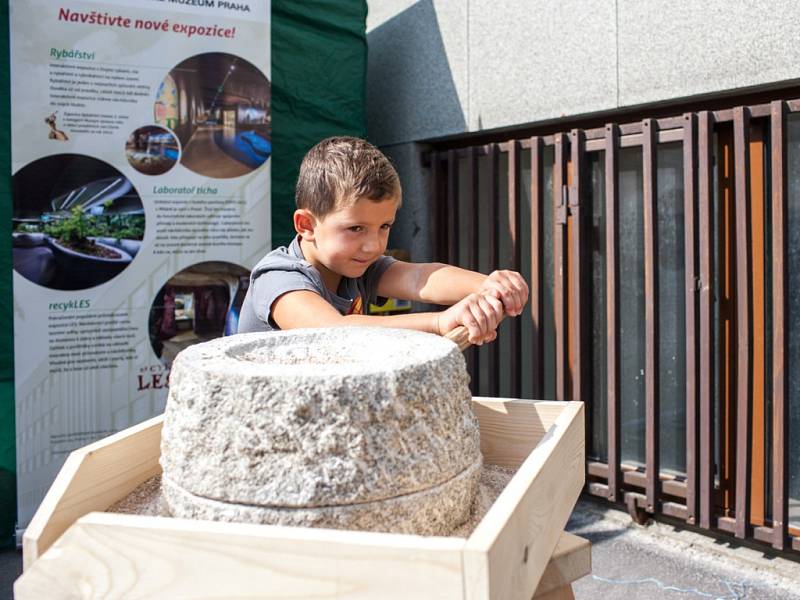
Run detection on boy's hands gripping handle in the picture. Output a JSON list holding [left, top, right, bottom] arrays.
[[437, 271, 527, 351], [444, 323, 486, 352], [440, 291, 506, 352]]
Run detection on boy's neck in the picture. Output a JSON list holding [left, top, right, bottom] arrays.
[[298, 236, 342, 294]]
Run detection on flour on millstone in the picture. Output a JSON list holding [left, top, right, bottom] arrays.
[[160, 327, 482, 535]]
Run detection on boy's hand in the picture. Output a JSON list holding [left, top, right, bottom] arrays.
[[479, 270, 529, 317], [436, 292, 504, 345]]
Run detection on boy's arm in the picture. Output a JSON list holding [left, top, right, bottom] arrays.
[[271, 289, 504, 344], [377, 261, 528, 316]]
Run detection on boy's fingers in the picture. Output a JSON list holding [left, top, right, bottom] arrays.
[[476, 296, 498, 331], [469, 301, 488, 334], [484, 294, 504, 325], [481, 291, 506, 322], [463, 317, 479, 343]]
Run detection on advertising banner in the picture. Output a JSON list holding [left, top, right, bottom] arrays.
[[10, 0, 270, 526]]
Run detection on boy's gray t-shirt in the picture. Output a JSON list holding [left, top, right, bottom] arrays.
[[237, 236, 396, 333]]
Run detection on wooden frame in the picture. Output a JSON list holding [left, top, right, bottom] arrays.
[[17, 399, 587, 600]]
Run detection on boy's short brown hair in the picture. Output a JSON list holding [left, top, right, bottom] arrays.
[[295, 136, 401, 218]]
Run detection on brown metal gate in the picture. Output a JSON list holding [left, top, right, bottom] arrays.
[[426, 98, 800, 553]]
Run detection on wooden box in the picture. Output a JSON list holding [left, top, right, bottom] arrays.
[[15, 398, 586, 599]]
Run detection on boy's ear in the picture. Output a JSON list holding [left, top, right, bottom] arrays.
[[293, 209, 317, 240]]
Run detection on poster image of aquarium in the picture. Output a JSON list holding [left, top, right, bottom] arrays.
[[149, 261, 249, 367], [154, 52, 271, 179], [12, 154, 145, 291], [125, 125, 180, 176]]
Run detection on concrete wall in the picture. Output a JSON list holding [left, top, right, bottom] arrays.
[[367, 0, 800, 258], [367, 0, 800, 146]]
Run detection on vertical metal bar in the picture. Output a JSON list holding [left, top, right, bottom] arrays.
[[530, 137, 544, 398], [447, 149, 459, 266], [569, 129, 587, 408], [643, 118, 661, 512], [508, 140, 522, 398], [749, 122, 766, 528], [553, 133, 569, 401], [716, 125, 737, 514], [467, 146, 480, 274], [733, 106, 752, 539], [698, 111, 715, 530], [488, 144, 500, 396], [771, 100, 788, 550], [605, 123, 622, 502], [430, 151, 442, 262], [466, 146, 480, 395], [684, 113, 699, 524]]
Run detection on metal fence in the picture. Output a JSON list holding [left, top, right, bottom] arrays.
[[427, 98, 800, 553]]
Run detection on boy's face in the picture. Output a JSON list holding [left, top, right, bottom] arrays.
[[299, 196, 399, 280]]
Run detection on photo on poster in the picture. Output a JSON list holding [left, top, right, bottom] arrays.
[[12, 154, 145, 290], [125, 125, 180, 176], [155, 52, 271, 179], [149, 261, 249, 367]]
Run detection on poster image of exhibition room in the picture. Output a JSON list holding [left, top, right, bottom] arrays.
[[154, 52, 271, 179], [125, 125, 180, 176], [12, 154, 145, 291], [149, 261, 249, 367]]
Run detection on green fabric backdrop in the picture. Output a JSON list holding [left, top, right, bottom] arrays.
[[0, 0, 367, 547], [271, 0, 368, 247], [0, 0, 14, 551]]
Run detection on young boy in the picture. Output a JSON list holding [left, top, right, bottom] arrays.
[[237, 137, 528, 344]]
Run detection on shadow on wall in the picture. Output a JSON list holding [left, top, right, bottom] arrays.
[[366, 0, 467, 146]]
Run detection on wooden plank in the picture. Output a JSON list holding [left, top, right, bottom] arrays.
[[472, 398, 575, 467], [19, 399, 589, 599], [642, 118, 660, 513], [683, 113, 699, 524], [662, 502, 689, 520], [530, 137, 545, 398], [605, 123, 621, 503], [733, 106, 752, 539], [770, 100, 789, 551], [22, 415, 163, 570], [533, 585, 575, 600], [587, 460, 688, 499], [16, 512, 466, 600], [531, 532, 590, 598], [697, 111, 715, 530], [464, 402, 585, 600]]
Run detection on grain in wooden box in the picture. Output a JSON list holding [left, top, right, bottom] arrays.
[[15, 398, 586, 599]]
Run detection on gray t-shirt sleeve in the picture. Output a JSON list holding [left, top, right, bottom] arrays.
[[250, 270, 321, 328], [362, 254, 397, 306]]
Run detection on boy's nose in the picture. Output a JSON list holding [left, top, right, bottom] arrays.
[[362, 236, 380, 253]]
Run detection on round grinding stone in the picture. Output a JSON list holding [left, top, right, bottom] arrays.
[[160, 327, 482, 535]]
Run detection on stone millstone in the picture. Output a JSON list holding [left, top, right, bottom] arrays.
[[160, 327, 482, 535]]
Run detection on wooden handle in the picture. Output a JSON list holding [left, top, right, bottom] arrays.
[[443, 326, 471, 352], [443, 312, 507, 352]]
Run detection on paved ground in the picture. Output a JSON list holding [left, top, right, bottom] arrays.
[[567, 497, 800, 600], [2, 496, 799, 598], [0, 547, 20, 600]]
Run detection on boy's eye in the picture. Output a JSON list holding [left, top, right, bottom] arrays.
[[348, 226, 364, 233], [381, 223, 392, 230]]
